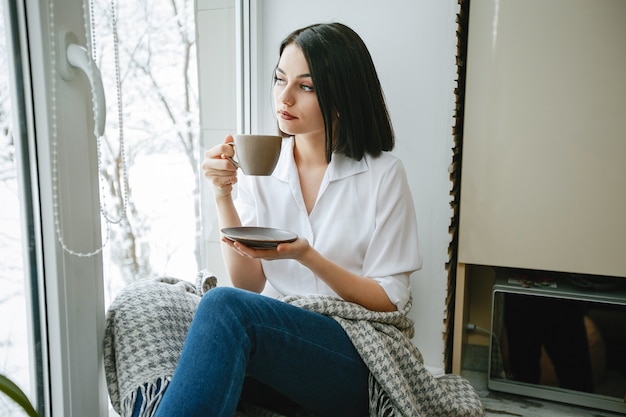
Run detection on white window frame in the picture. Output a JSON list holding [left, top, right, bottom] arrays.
[[11, 1, 107, 416]]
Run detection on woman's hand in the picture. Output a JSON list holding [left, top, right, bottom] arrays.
[[223, 235, 396, 311], [221, 237, 311, 261], [201, 135, 238, 198]]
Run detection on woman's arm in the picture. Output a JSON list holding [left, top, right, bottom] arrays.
[[214, 195, 266, 293], [297, 243, 397, 312], [202, 138, 266, 292], [225, 237, 396, 312]]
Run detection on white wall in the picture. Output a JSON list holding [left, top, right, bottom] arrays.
[[198, 0, 460, 369]]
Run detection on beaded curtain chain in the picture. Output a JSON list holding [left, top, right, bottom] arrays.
[[48, 0, 128, 257]]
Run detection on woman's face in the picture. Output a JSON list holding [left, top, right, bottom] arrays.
[[273, 43, 325, 138]]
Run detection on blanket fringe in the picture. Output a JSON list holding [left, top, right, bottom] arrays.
[[368, 373, 396, 417], [121, 377, 170, 417]]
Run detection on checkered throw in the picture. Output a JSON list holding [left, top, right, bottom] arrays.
[[104, 276, 484, 417]]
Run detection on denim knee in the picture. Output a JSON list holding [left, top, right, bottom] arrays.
[[195, 287, 257, 327], [201, 285, 241, 303], [198, 286, 249, 311]]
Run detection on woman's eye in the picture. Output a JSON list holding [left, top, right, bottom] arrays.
[[274, 76, 285, 85], [301, 84, 314, 92]]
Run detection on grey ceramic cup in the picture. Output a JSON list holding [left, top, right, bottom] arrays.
[[227, 134, 282, 176]]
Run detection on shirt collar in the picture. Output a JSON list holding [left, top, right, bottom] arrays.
[[272, 136, 369, 182]]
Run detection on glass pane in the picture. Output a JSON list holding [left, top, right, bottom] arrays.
[[0, 4, 34, 416], [86, 3, 200, 413], [88, 0, 201, 307]]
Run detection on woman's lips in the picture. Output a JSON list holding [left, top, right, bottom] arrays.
[[278, 110, 296, 120]]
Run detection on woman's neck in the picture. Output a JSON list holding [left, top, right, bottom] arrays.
[[293, 132, 328, 168]]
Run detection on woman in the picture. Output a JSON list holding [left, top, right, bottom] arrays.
[[157, 22, 421, 416]]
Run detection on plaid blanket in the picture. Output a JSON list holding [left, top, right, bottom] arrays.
[[104, 275, 484, 417]]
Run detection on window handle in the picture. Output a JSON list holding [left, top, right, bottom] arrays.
[[59, 30, 106, 137]]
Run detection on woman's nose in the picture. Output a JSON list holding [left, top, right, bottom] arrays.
[[277, 85, 294, 106]]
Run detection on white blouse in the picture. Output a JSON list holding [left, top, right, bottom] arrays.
[[234, 137, 422, 310]]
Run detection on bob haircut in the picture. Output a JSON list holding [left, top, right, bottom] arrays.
[[276, 23, 394, 162]]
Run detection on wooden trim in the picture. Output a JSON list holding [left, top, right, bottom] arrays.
[[452, 262, 469, 374]]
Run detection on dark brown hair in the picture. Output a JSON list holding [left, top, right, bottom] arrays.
[[276, 23, 394, 162]]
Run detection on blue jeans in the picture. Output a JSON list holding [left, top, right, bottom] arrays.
[[150, 287, 369, 417]]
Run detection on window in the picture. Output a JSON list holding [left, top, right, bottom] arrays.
[[1, 0, 202, 415], [88, 0, 201, 305], [0, 2, 42, 416]]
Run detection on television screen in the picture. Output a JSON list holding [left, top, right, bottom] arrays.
[[489, 272, 626, 414]]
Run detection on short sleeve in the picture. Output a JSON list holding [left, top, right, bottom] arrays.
[[363, 158, 421, 310], [374, 273, 411, 310]]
